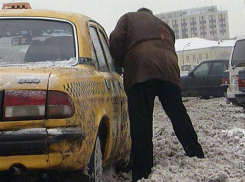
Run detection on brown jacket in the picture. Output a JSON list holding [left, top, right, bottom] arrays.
[[109, 10, 180, 92]]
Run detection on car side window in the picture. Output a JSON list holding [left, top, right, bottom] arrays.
[[89, 26, 109, 72], [210, 62, 226, 75], [98, 30, 116, 72], [193, 62, 211, 76], [88, 34, 99, 69]]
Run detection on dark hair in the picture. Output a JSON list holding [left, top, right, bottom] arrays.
[[137, 8, 153, 14]]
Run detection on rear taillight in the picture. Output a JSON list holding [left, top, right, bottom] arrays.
[[238, 70, 245, 92], [47, 91, 74, 119], [3, 90, 74, 121], [221, 70, 229, 85], [222, 77, 229, 85], [3, 90, 46, 121], [238, 77, 245, 90]]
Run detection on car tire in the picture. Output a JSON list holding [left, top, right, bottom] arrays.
[[88, 136, 103, 182], [116, 152, 131, 172], [230, 98, 243, 107]]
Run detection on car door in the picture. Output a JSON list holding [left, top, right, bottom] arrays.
[[186, 61, 212, 96], [207, 61, 228, 96], [88, 23, 123, 159]]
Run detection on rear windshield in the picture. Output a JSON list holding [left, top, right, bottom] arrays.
[[0, 19, 76, 66], [231, 39, 245, 67]]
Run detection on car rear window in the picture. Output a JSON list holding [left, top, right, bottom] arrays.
[[0, 18, 76, 66], [231, 39, 245, 67]]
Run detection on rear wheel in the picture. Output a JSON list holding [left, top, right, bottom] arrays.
[[230, 98, 243, 107], [88, 137, 103, 182], [116, 153, 131, 172]]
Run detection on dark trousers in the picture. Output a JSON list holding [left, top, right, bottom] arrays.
[[126, 79, 204, 182]]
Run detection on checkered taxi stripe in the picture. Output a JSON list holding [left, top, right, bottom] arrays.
[[63, 81, 108, 97]]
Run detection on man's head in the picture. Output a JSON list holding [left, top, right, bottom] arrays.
[[137, 8, 153, 15]]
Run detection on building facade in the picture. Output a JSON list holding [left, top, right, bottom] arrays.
[[156, 6, 230, 40], [175, 38, 235, 71]]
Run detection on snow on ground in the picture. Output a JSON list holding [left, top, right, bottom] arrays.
[[112, 97, 245, 182], [138, 97, 245, 182]]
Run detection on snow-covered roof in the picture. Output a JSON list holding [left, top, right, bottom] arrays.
[[175, 37, 236, 52]]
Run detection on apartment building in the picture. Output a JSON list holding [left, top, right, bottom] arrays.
[[156, 6, 230, 40]]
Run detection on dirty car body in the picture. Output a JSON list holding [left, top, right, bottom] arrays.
[[0, 5, 131, 180]]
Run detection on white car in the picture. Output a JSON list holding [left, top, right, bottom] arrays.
[[226, 35, 245, 107]]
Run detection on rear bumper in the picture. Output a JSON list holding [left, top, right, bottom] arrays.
[[0, 154, 58, 171], [0, 127, 85, 155], [226, 88, 235, 99], [0, 127, 86, 171]]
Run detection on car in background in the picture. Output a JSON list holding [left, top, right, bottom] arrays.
[[180, 71, 189, 76], [225, 35, 245, 107], [0, 2, 131, 182], [181, 59, 229, 99]]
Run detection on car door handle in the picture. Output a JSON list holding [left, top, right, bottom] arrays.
[[203, 77, 208, 80]]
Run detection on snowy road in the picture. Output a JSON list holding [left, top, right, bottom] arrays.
[[136, 97, 245, 182], [111, 97, 245, 181]]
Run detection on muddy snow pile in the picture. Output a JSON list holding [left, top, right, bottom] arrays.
[[136, 97, 245, 182]]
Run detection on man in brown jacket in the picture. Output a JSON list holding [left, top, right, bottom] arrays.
[[109, 8, 204, 182]]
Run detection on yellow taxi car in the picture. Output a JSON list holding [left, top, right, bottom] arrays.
[[0, 2, 131, 181]]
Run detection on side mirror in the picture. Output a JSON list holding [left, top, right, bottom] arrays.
[[188, 72, 194, 77]]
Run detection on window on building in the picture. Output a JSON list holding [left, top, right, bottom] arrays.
[[193, 55, 196, 62], [199, 54, 202, 61], [205, 53, 209, 60], [190, 17, 197, 37], [181, 18, 188, 38]]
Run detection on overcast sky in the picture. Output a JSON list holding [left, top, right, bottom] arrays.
[[0, 0, 245, 38]]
